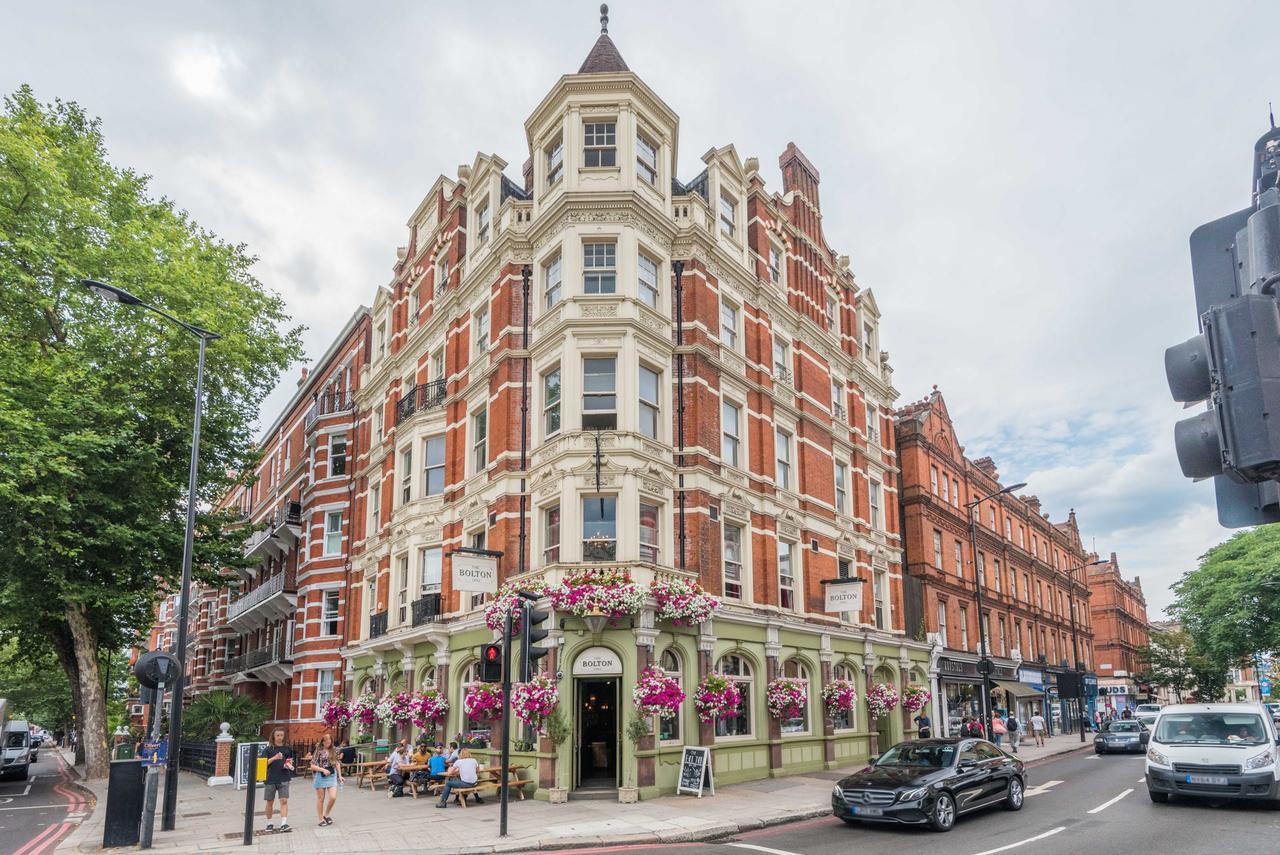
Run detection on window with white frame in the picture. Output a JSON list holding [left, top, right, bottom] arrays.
[[431, 347, 445, 381], [932, 530, 943, 569], [476, 200, 490, 245], [422, 436, 445, 496], [546, 136, 564, 186], [322, 590, 340, 636], [419, 546, 442, 594], [715, 654, 752, 737], [582, 496, 617, 561], [638, 252, 659, 309], [778, 539, 796, 610], [941, 474, 950, 504], [954, 541, 963, 577], [318, 669, 335, 707], [772, 337, 789, 381], [931, 466, 939, 495], [583, 122, 616, 167], [436, 255, 450, 293], [862, 321, 874, 361], [471, 408, 488, 472], [324, 512, 342, 555], [396, 554, 410, 624], [473, 303, 489, 356], [368, 484, 380, 533], [582, 357, 617, 430], [635, 129, 658, 185], [834, 463, 848, 515], [832, 379, 843, 415], [718, 192, 736, 238], [639, 503, 660, 563], [374, 407, 383, 444], [937, 601, 948, 647], [869, 480, 881, 529], [462, 661, 493, 741], [542, 505, 560, 564], [722, 523, 743, 600], [825, 295, 837, 330], [994, 559, 1003, 593], [959, 606, 970, 651], [775, 429, 792, 490], [952, 478, 960, 507], [400, 446, 413, 504], [873, 565, 888, 629], [768, 245, 782, 283], [543, 367, 562, 436], [1004, 517, 1012, 539], [330, 434, 347, 476], [376, 322, 386, 361], [781, 660, 811, 735], [658, 649, 682, 741], [638, 365, 660, 439], [831, 663, 856, 729], [721, 399, 742, 467], [719, 300, 739, 349], [544, 253, 562, 308], [583, 242, 617, 294], [409, 288, 420, 323]]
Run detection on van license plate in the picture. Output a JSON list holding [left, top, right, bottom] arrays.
[[1186, 775, 1228, 785], [852, 806, 883, 816]]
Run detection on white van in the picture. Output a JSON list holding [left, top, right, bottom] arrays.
[[1145, 703, 1279, 804], [1, 717, 33, 781]]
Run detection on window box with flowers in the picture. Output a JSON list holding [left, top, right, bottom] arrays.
[[632, 664, 685, 716], [866, 682, 900, 719], [511, 674, 559, 726], [821, 680, 857, 723], [484, 581, 551, 633], [550, 569, 644, 619], [766, 677, 808, 722], [650, 578, 719, 625], [694, 673, 742, 724]]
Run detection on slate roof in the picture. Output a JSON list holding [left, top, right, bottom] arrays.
[[578, 33, 629, 74]]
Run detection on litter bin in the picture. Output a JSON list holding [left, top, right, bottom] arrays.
[[103, 758, 146, 848]]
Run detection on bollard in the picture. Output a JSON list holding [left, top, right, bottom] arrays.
[[242, 743, 258, 846]]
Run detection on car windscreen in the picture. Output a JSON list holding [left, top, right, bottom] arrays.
[[1154, 712, 1268, 746], [4, 732, 27, 748], [876, 744, 956, 768], [1107, 721, 1142, 733], [1136, 705, 1161, 713]]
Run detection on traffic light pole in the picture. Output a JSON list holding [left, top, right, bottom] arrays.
[[499, 608, 513, 838]]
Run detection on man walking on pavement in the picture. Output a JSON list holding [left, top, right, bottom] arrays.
[[263, 728, 294, 833], [1006, 711, 1021, 753], [1030, 710, 1047, 747]]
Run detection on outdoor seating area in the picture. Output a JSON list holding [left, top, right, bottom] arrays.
[[330, 738, 530, 809]]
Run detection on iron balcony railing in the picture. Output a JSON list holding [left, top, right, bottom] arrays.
[[773, 366, 792, 385], [411, 593, 443, 627], [369, 611, 389, 639], [227, 569, 295, 622], [395, 379, 447, 425], [305, 391, 355, 428], [225, 635, 292, 675]]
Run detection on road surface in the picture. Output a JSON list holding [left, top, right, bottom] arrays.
[[0, 749, 90, 855]]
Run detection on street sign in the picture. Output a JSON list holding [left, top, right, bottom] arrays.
[[139, 740, 167, 768]]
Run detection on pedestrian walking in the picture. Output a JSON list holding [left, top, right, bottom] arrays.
[[308, 733, 342, 827], [1030, 711, 1046, 747], [913, 711, 931, 739], [1005, 712, 1021, 753], [262, 728, 294, 833], [990, 713, 1007, 746]]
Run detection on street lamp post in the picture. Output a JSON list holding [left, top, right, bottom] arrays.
[[81, 280, 219, 832], [965, 481, 1027, 739], [1068, 558, 1109, 742]]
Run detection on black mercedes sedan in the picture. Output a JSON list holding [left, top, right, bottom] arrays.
[[831, 738, 1026, 832], [1093, 719, 1149, 754]]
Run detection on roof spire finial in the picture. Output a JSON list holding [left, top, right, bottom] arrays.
[[600, 3, 609, 34], [1271, 101, 1276, 130]]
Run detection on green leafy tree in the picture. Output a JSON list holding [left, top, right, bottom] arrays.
[[181, 691, 269, 742], [1136, 630, 1197, 703], [0, 86, 302, 778]]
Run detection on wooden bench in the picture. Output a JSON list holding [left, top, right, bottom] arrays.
[[446, 771, 529, 807]]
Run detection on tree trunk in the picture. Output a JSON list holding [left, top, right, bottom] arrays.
[[65, 602, 109, 778], [50, 624, 86, 765]]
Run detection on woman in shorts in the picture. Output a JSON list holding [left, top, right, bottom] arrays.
[[308, 732, 343, 827]]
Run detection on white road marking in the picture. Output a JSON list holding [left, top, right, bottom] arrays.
[[970, 826, 1067, 855], [1023, 779, 1063, 797], [1085, 754, 1098, 760], [1138, 777, 1146, 783], [1088, 788, 1134, 814], [726, 844, 804, 855]]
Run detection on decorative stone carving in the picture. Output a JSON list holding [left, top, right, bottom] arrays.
[[581, 302, 619, 319]]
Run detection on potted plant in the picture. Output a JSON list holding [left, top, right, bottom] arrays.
[[319, 696, 352, 729], [413, 688, 449, 728]]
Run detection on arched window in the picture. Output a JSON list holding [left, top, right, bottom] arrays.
[[831, 663, 857, 730], [781, 660, 810, 735], [418, 665, 437, 690], [716, 654, 753, 738], [658, 649, 682, 743], [359, 677, 375, 697], [461, 662, 492, 744]]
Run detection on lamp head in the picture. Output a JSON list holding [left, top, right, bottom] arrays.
[[81, 279, 143, 306]]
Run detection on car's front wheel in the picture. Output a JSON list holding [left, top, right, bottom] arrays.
[[1148, 789, 1169, 804], [930, 792, 956, 832], [1004, 777, 1024, 811], [840, 817, 858, 826]]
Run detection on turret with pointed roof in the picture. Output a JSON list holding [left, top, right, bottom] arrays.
[[578, 5, 629, 74]]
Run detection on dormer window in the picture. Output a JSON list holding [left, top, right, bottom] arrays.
[[476, 201, 490, 245], [719, 193, 736, 238], [862, 321, 875, 360], [546, 136, 564, 186], [825, 294, 837, 330], [584, 122, 617, 167], [636, 129, 658, 185]]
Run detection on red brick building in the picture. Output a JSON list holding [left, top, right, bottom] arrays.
[[1087, 552, 1149, 713]]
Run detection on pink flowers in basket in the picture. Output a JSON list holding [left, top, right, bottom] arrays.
[[866, 682, 900, 718], [463, 683, 504, 720], [902, 686, 931, 713], [550, 569, 644, 618], [484, 581, 550, 633], [694, 674, 742, 723], [320, 697, 351, 728], [375, 691, 418, 725], [650, 578, 719, 625], [349, 692, 378, 730], [413, 689, 449, 727], [820, 680, 857, 717], [510, 674, 559, 725], [766, 677, 808, 720], [632, 665, 685, 716]]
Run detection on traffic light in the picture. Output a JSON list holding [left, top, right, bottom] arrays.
[[479, 643, 502, 682], [519, 593, 551, 683], [1166, 124, 1280, 528]]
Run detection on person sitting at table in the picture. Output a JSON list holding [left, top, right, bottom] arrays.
[[425, 744, 448, 790], [445, 741, 460, 767], [436, 747, 481, 807], [385, 743, 408, 798], [409, 742, 431, 790]]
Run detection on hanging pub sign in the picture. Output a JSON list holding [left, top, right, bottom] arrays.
[[822, 577, 864, 614], [450, 551, 499, 593]]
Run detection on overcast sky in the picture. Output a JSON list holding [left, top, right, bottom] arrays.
[[7, 1, 1276, 616]]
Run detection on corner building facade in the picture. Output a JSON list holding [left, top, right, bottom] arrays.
[[340, 27, 930, 799]]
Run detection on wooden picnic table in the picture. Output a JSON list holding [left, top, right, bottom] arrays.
[[353, 759, 388, 791], [438, 764, 530, 808]]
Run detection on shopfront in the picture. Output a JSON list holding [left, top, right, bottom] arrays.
[[1016, 667, 1050, 728], [937, 656, 1018, 735]]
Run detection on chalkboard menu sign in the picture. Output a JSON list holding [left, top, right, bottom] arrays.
[[676, 746, 714, 797]]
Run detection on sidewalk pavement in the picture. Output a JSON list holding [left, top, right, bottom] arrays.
[[57, 733, 1090, 855]]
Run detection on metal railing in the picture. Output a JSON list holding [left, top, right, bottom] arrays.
[[305, 391, 356, 428], [178, 740, 217, 777], [412, 593, 443, 627], [395, 379, 447, 425], [227, 569, 295, 622], [833, 403, 847, 421], [369, 611, 388, 638], [773, 366, 792, 385], [225, 635, 292, 675]]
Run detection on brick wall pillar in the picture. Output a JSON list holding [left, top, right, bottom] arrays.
[[819, 642, 835, 766], [697, 633, 715, 747], [537, 634, 561, 791], [210, 724, 235, 786]]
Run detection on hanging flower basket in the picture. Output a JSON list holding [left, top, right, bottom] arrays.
[[484, 581, 550, 633], [902, 686, 931, 713], [766, 677, 808, 720], [413, 689, 449, 727], [694, 673, 742, 723], [511, 674, 559, 725], [375, 691, 418, 725], [463, 683, 504, 720], [632, 664, 685, 716], [866, 682, 900, 718], [821, 680, 857, 717], [320, 697, 352, 728], [550, 569, 644, 619], [348, 692, 378, 730], [650, 578, 720, 625]]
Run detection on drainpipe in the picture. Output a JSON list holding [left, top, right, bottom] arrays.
[[519, 265, 531, 576], [673, 260, 687, 571]]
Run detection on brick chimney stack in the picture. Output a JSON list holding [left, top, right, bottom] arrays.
[[297, 367, 310, 387]]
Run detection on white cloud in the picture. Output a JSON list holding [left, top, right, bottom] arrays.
[[170, 35, 239, 102]]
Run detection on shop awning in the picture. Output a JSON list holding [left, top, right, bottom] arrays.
[[993, 679, 1044, 700]]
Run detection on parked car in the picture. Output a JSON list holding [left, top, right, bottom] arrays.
[[1135, 704, 1162, 727], [1265, 702, 1279, 726], [1, 715, 33, 781], [1095, 719, 1150, 754], [1146, 703, 1280, 804], [832, 738, 1026, 832]]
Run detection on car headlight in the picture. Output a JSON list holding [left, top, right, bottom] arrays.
[[1245, 750, 1274, 771], [1147, 747, 1169, 766], [832, 784, 845, 801], [899, 786, 930, 802]]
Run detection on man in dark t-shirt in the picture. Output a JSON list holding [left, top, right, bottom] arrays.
[[263, 729, 294, 833]]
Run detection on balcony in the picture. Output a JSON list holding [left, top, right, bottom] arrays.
[[225, 635, 293, 685], [411, 593, 443, 627], [240, 500, 304, 569], [833, 403, 847, 422], [227, 568, 297, 631], [369, 611, 388, 639], [305, 390, 355, 430], [395, 379, 448, 426]]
